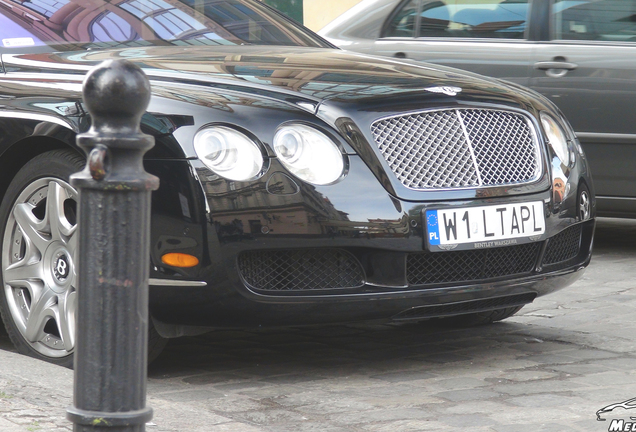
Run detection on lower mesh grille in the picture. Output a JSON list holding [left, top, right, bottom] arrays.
[[542, 224, 583, 265], [407, 243, 541, 285], [238, 249, 365, 291], [392, 292, 537, 320]]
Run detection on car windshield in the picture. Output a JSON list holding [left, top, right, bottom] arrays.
[[0, 0, 327, 52]]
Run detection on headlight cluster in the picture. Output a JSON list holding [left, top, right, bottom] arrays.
[[540, 112, 573, 166], [194, 124, 346, 185], [194, 127, 264, 181], [273, 124, 344, 185]]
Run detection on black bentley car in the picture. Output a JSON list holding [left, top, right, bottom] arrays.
[[0, 0, 594, 366]]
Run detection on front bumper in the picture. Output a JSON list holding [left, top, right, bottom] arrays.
[[145, 156, 595, 329]]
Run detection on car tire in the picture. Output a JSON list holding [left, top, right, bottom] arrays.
[[148, 318, 169, 364], [433, 305, 525, 328], [0, 149, 167, 367]]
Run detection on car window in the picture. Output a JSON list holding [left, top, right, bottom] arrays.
[[413, 0, 528, 39], [384, 0, 419, 37], [418, 1, 452, 37], [553, 0, 636, 42], [0, 0, 327, 52]]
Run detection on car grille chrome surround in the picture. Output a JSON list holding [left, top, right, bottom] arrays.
[[407, 242, 541, 286], [238, 249, 365, 291], [370, 108, 541, 190]]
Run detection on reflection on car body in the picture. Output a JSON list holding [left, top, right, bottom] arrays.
[[320, 0, 636, 218], [0, 0, 594, 366]]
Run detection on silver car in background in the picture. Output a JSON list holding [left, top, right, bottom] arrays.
[[320, 0, 636, 219]]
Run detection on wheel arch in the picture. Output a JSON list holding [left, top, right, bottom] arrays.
[[0, 136, 84, 209]]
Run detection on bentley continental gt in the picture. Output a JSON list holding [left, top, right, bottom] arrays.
[[0, 0, 595, 366]]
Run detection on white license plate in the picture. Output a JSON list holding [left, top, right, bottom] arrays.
[[426, 201, 545, 250]]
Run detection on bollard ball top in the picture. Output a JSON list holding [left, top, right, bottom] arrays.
[[82, 59, 151, 132]]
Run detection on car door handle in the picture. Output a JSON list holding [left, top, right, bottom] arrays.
[[534, 61, 578, 71]]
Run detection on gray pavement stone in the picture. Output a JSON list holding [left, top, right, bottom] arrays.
[[594, 357, 636, 370], [518, 353, 581, 364], [200, 394, 268, 413], [438, 400, 510, 415], [327, 407, 430, 424], [493, 379, 586, 396], [356, 393, 444, 408], [293, 399, 377, 415], [232, 409, 311, 425], [201, 423, 264, 432], [0, 417, 35, 432], [558, 349, 624, 362], [509, 340, 572, 353], [149, 399, 235, 428], [440, 413, 498, 427], [505, 393, 589, 408], [272, 423, 352, 432], [369, 370, 436, 383], [567, 371, 636, 387], [547, 364, 613, 376], [345, 383, 435, 400], [494, 406, 588, 426], [435, 388, 501, 402], [574, 387, 636, 406], [432, 376, 489, 389], [213, 381, 271, 392], [361, 419, 452, 432], [485, 369, 560, 382], [491, 423, 581, 432], [155, 388, 226, 402]]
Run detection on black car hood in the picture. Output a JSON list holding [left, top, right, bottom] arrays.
[[0, 44, 553, 202], [5, 45, 540, 109]]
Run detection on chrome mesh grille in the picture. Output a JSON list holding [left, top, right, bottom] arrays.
[[371, 109, 540, 190]]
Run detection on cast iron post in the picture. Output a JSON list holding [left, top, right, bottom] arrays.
[[66, 59, 159, 432]]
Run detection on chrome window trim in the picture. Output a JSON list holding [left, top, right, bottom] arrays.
[[543, 39, 636, 46], [577, 132, 636, 143], [378, 37, 535, 43]]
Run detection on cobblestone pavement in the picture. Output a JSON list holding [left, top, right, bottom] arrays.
[[1, 218, 636, 432]]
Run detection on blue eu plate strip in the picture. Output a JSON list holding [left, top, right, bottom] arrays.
[[426, 210, 440, 245]]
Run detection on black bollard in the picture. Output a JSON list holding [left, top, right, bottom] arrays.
[[66, 59, 159, 432]]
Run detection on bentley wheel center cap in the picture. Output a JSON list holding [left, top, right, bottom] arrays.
[[53, 253, 71, 282]]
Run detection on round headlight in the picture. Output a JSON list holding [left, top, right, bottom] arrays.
[[194, 126, 264, 181], [540, 112, 570, 164], [273, 124, 345, 185]]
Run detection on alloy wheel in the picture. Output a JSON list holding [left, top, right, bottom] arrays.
[[579, 189, 591, 221], [2, 177, 78, 359]]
